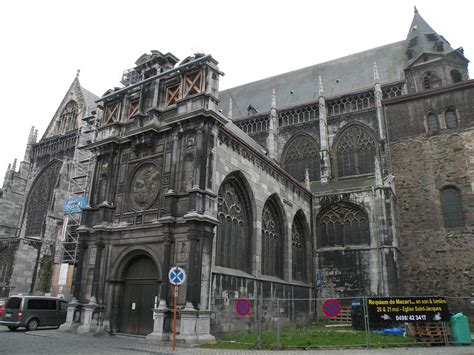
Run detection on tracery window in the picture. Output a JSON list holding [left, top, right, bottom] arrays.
[[441, 187, 464, 228], [292, 215, 307, 282], [445, 109, 458, 128], [25, 161, 62, 237], [261, 198, 284, 278], [58, 100, 78, 133], [334, 125, 377, 177], [283, 135, 320, 182], [422, 71, 441, 90], [317, 203, 369, 248], [427, 112, 439, 131], [216, 176, 252, 272]]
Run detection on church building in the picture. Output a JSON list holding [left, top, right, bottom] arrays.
[[0, 8, 472, 343]]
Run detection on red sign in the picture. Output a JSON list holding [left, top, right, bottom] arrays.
[[235, 299, 251, 316], [322, 299, 341, 318]]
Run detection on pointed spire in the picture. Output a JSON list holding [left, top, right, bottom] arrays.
[[406, 8, 455, 66], [76, 69, 80, 78], [271, 88, 276, 109], [12, 159, 17, 173], [318, 75, 324, 96], [228, 98, 233, 119], [24, 126, 36, 162], [373, 62, 380, 82]]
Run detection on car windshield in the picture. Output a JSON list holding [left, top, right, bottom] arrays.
[[6, 297, 21, 309]]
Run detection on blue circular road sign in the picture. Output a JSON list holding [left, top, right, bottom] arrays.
[[168, 266, 186, 286]]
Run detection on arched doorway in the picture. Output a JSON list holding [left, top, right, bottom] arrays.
[[119, 255, 159, 335]]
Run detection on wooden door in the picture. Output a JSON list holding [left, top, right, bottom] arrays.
[[119, 255, 159, 335]]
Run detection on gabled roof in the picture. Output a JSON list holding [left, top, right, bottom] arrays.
[[41, 76, 99, 140], [405, 8, 456, 67], [218, 41, 407, 120]]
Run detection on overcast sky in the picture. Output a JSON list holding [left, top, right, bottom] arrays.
[[0, 0, 472, 185]]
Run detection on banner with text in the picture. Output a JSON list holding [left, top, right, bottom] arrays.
[[367, 297, 450, 323]]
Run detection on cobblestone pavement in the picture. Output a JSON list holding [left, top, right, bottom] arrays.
[[0, 327, 473, 355]]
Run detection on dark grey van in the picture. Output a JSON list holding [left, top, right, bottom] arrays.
[[0, 296, 68, 331]]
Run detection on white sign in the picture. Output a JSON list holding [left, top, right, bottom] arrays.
[[58, 263, 69, 286], [168, 266, 186, 286], [60, 217, 69, 242]]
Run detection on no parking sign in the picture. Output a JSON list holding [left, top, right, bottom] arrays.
[[322, 299, 341, 318]]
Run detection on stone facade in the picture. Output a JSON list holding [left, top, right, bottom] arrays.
[[1, 8, 473, 346], [386, 83, 474, 297]]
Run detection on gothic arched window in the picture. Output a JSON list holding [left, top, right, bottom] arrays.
[[25, 161, 62, 236], [441, 187, 464, 228], [317, 203, 369, 248], [57, 100, 78, 133], [261, 197, 284, 278], [422, 71, 441, 90], [283, 134, 320, 182], [334, 125, 377, 177], [216, 175, 252, 272], [292, 214, 307, 282], [445, 109, 458, 128]]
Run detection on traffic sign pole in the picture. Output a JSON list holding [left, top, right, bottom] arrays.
[[173, 285, 177, 351]]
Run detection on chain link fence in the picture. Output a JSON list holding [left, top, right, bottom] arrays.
[[209, 295, 473, 350]]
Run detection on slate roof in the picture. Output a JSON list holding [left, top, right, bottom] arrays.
[[405, 9, 455, 67], [218, 41, 408, 120], [81, 86, 100, 111]]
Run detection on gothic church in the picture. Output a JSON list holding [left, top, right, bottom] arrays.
[[0, 9, 472, 342]]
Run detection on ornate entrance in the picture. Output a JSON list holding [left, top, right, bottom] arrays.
[[119, 255, 159, 335]]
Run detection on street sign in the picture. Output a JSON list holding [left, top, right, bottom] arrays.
[[322, 299, 342, 318], [168, 266, 186, 286], [235, 299, 251, 316]]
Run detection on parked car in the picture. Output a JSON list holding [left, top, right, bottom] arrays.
[[0, 298, 7, 317], [0, 296, 68, 331]]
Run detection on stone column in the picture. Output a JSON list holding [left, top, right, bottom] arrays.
[[266, 89, 278, 160], [59, 235, 87, 332], [318, 76, 331, 183], [77, 239, 104, 335], [146, 300, 170, 343]]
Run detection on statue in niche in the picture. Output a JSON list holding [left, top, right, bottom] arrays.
[[130, 163, 161, 210]]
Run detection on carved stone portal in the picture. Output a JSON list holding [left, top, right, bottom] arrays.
[[130, 163, 161, 210]]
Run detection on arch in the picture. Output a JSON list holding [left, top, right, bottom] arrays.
[[281, 133, 320, 182], [57, 100, 78, 133], [316, 202, 370, 248], [422, 71, 441, 90], [444, 109, 458, 128], [216, 171, 255, 273], [24, 160, 63, 237], [332, 123, 379, 178], [291, 210, 310, 282], [110, 244, 162, 282], [426, 111, 439, 131], [261, 194, 286, 278], [450, 69, 463, 83], [440, 186, 464, 228]]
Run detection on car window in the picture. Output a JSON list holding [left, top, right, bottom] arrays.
[[6, 297, 21, 309], [59, 301, 68, 311], [27, 299, 57, 310]]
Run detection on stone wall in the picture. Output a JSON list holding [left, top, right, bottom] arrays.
[[386, 82, 474, 297]]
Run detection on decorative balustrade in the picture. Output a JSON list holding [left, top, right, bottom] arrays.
[[32, 131, 78, 160]]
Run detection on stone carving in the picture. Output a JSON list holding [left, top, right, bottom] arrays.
[[130, 163, 161, 210]]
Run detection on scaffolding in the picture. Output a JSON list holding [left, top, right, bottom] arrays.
[[60, 111, 98, 265]]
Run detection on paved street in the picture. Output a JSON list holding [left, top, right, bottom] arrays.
[[0, 327, 473, 355]]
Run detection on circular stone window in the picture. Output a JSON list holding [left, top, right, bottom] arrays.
[[129, 163, 161, 210]]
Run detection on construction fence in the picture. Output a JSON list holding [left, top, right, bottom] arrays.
[[210, 295, 473, 350]]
